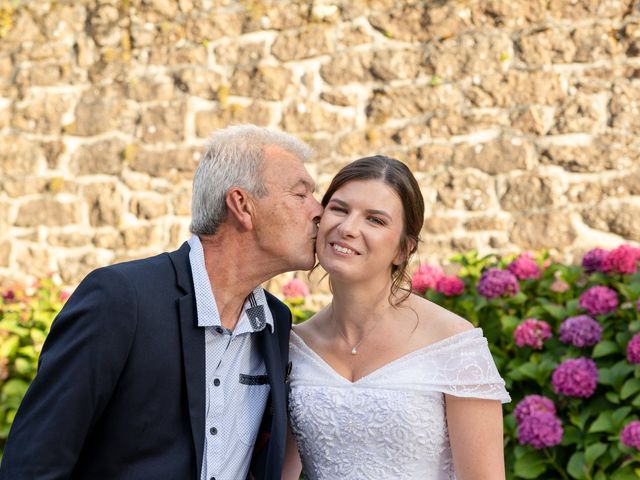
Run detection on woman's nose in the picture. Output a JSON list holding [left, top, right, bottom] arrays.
[[336, 215, 358, 237]]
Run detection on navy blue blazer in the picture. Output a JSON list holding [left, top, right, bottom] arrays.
[[0, 242, 292, 480]]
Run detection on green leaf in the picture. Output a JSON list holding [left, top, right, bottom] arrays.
[[514, 451, 547, 479], [500, 315, 520, 334], [606, 391, 620, 404], [611, 467, 640, 480], [585, 442, 607, 466], [592, 340, 619, 358], [620, 378, 640, 400], [567, 451, 587, 479], [589, 411, 613, 433], [508, 292, 528, 305], [542, 303, 566, 320], [612, 406, 632, 427], [517, 362, 538, 380], [1, 378, 29, 398]]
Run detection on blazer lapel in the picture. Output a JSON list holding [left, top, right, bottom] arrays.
[[170, 243, 206, 476], [255, 323, 286, 476]]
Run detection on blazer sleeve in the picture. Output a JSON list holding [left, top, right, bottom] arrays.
[[0, 267, 138, 479]]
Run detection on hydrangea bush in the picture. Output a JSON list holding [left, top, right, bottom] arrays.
[[412, 246, 640, 479], [0, 276, 68, 453]]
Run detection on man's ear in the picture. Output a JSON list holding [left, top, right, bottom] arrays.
[[226, 187, 255, 230]]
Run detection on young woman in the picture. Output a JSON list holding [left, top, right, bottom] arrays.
[[282, 156, 510, 480]]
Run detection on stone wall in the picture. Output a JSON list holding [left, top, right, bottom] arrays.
[[1, 0, 640, 288]]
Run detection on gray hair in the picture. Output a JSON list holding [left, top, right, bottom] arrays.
[[190, 124, 314, 235]]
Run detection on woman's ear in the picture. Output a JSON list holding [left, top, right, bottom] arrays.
[[226, 187, 255, 230], [393, 238, 417, 266]]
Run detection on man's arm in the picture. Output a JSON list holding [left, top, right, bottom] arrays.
[[0, 267, 138, 479]]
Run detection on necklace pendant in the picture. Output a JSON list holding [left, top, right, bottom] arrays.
[[351, 347, 357, 355]]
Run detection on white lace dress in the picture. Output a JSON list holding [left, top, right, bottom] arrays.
[[288, 328, 511, 480]]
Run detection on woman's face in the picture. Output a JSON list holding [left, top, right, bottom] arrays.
[[316, 179, 406, 282]]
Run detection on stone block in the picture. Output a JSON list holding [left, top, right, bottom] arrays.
[[335, 130, 397, 157], [214, 42, 266, 68], [0, 135, 46, 176], [511, 211, 577, 249], [611, 80, 640, 130], [70, 138, 126, 176], [41, 141, 66, 169], [87, 3, 124, 48], [547, 0, 632, 20], [423, 216, 458, 234], [434, 170, 495, 211], [572, 24, 623, 63], [47, 231, 92, 248], [15, 244, 52, 278], [416, 144, 455, 171], [582, 203, 640, 241], [131, 194, 168, 219], [466, 71, 566, 108], [57, 251, 107, 285], [464, 215, 510, 231], [320, 52, 374, 86], [367, 85, 462, 122], [122, 224, 161, 249], [425, 32, 512, 81], [195, 103, 272, 137], [126, 76, 176, 102], [93, 228, 124, 249], [2, 177, 49, 197], [271, 25, 334, 61], [282, 102, 352, 134], [511, 106, 555, 135], [128, 147, 200, 177], [552, 93, 608, 134], [453, 135, 536, 174], [83, 182, 123, 227], [71, 89, 138, 136], [368, 2, 429, 42], [541, 134, 638, 172], [241, 2, 308, 32], [230, 65, 294, 101], [336, 23, 372, 48], [0, 241, 10, 267], [15, 198, 79, 227], [173, 68, 223, 100], [500, 174, 559, 211], [147, 44, 207, 66], [11, 93, 75, 134], [138, 102, 185, 143], [371, 49, 423, 81], [184, 11, 243, 43], [172, 186, 192, 216], [517, 28, 575, 67], [320, 91, 357, 107]]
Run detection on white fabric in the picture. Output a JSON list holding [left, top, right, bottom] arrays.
[[188, 235, 274, 480], [288, 328, 510, 480]]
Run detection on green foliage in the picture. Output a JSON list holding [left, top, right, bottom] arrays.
[[0, 277, 67, 453]]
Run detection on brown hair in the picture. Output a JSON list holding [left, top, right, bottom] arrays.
[[321, 155, 425, 305]]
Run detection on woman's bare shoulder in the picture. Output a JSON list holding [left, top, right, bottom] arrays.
[[408, 294, 474, 344]]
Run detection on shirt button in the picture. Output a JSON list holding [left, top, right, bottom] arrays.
[[210, 427, 217, 435], [213, 378, 220, 387], [214, 326, 223, 334]]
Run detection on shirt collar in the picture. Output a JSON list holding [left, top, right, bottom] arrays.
[[187, 235, 274, 334]]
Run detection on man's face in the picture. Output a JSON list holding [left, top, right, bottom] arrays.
[[251, 145, 323, 273]]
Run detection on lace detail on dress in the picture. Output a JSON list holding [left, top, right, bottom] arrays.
[[287, 328, 510, 480]]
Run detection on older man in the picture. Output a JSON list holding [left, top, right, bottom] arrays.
[[0, 125, 323, 480]]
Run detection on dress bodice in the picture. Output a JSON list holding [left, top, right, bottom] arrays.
[[287, 328, 511, 480]]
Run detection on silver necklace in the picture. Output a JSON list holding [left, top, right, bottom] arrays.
[[333, 307, 383, 355]]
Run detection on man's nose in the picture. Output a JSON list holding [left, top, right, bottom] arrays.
[[311, 198, 323, 224]]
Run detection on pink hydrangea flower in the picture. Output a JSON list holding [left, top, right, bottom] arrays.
[[282, 278, 310, 299], [579, 286, 618, 316], [627, 333, 640, 364], [508, 253, 541, 280], [582, 248, 609, 274], [59, 287, 73, 302], [552, 357, 598, 398], [514, 395, 557, 423], [411, 264, 444, 294], [621, 421, 640, 450], [559, 315, 602, 348], [517, 411, 564, 449], [549, 279, 570, 293], [477, 268, 520, 299], [514, 318, 552, 349], [601, 245, 640, 275], [435, 275, 464, 296]]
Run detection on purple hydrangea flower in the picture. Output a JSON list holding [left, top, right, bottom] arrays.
[[552, 357, 598, 398], [411, 264, 444, 294], [435, 275, 464, 296], [477, 268, 520, 299], [582, 248, 609, 274], [621, 421, 640, 450], [559, 315, 603, 348], [601, 245, 640, 275], [514, 395, 557, 423], [627, 334, 640, 364], [517, 411, 564, 449], [514, 318, 552, 349], [579, 286, 618, 316], [508, 253, 541, 280]]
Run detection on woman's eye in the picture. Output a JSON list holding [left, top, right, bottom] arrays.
[[329, 206, 347, 213], [368, 217, 384, 225]]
